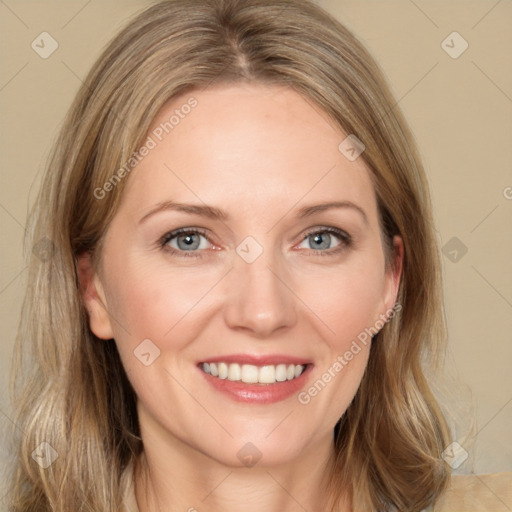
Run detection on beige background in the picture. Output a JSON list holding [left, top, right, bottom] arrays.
[[1, 0, 510, 492]]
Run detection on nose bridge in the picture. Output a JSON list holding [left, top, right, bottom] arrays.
[[223, 239, 297, 337]]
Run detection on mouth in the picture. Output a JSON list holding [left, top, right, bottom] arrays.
[[197, 355, 313, 404]]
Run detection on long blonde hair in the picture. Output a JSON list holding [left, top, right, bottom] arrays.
[[7, 0, 451, 510]]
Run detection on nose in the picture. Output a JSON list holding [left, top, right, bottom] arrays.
[[223, 248, 297, 338]]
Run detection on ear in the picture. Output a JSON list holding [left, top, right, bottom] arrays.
[[382, 235, 404, 314], [76, 252, 114, 340]]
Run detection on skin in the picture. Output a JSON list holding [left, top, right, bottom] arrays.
[[79, 83, 403, 512]]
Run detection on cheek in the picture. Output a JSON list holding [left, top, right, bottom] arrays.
[[106, 251, 217, 332], [301, 254, 387, 350], [102, 254, 217, 366], [292, 252, 384, 417], [103, 258, 215, 412]]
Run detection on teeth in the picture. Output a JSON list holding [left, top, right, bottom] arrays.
[[227, 363, 241, 381], [218, 362, 228, 379], [201, 362, 306, 384], [241, 364, 258, 383], [259, 365, 275, 384], [275, 364, 287, 382]]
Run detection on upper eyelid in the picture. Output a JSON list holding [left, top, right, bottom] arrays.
[[302, 226, 350, 239], [160, 227, 211, 245]]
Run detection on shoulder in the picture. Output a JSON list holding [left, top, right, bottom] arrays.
[[433, 472, 512, 511]]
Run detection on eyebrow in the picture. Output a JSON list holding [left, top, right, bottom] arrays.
[[138, 200, 368, 225]]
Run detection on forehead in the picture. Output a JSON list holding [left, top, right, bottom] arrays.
[[119, 83, 378, 223]]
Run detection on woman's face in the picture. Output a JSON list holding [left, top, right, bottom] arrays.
[[82, 83, 402, 468]]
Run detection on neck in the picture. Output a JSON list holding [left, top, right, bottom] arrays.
[[134, 422, 349, 512]]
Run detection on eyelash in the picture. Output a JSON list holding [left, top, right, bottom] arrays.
[[159, 227, 352, 258]]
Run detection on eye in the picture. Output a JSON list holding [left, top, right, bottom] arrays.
[[159, 226, 352, 258], [160, 228, 213, 256], [296, 227, 351, 254]]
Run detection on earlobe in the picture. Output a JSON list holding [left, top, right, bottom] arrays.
[[76, 252, 114, 340]]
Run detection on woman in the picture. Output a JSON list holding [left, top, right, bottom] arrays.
[[6, 0, 479, 510]]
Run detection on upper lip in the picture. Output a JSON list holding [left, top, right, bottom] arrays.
[[198, 354, 312, 366]]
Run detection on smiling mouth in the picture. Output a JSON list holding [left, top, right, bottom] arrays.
[[200, 362, 307, 385]]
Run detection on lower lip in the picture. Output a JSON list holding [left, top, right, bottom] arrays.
[[199, 364, 313, 404]]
